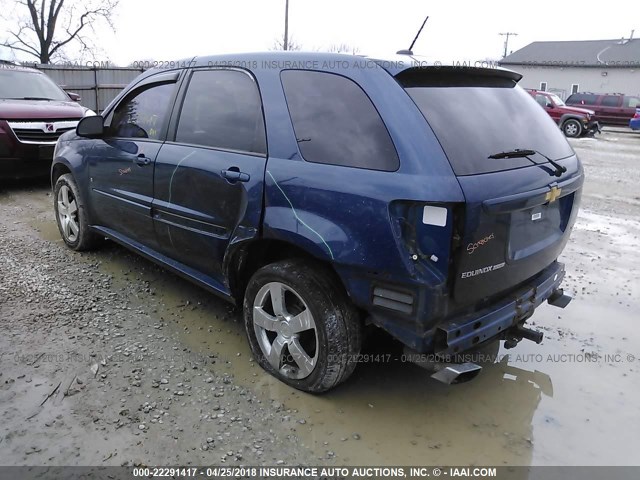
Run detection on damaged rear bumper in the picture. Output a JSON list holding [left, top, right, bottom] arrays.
[[431, 262, 568, 355]]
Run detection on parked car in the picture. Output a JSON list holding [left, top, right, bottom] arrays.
[[526, 89, 600, 138], [630, 108, 640, 131], [0, 61, 93, 179], [566, 92, 640, 126], [51, 53, 580, 392]]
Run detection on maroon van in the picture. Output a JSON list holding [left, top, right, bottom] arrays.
[[566, 92, 640, 126], [0, 62, 93, 180]]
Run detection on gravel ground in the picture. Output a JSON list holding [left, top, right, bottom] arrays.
[[0, 185, 326, 466], [0, 130, 638, 467]]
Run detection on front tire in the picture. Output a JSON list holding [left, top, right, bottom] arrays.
[[54, 173, 101, 251], [562, 119, 582, 138], [243, 259, 362, 393]]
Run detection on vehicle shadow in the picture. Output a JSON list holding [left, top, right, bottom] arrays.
[[0, 177, 50, 194]]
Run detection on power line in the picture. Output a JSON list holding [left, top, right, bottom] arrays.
[[499, 32, 518, 58]]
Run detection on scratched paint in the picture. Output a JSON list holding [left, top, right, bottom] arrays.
[[267, 170, 334, 259]]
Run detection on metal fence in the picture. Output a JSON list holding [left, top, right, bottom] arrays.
[[34, 65, 143, 113]]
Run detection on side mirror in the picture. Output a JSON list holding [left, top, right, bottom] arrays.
[[77, 115, 105, 138], [67, 92, 81, 102]]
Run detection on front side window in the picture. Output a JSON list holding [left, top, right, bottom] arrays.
[[535, 94, 551, 107], [175, 69, 266, 154], [109, 83, 175, 140], [567, 93, 597, 105], [549, 93, 565, 106], [281, 70, 399, 171]]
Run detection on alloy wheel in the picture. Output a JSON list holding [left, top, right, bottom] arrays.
[[252, 281, 318, 380], [57, 184, 80, 243]]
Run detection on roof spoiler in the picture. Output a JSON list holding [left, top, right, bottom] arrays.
[[395, 65, 523, 88]]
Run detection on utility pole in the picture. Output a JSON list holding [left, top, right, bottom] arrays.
[[283, 0, 289, 51], [499, 32, 518, 58]]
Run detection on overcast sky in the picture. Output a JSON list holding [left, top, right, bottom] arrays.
[[3, 0, 640, 65]]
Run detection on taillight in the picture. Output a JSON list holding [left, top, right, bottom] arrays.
[[389, 201, 457, 280], [633, 112, 640, 119]]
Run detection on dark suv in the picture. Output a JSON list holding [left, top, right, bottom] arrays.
[[525, 89, 600, 137], [566, 92, 640, 125], [51, 53, 580, 392], [0, 62, 93, 179]]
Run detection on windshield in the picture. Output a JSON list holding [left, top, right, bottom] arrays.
[[0, 70, 69, 101], [550, 93, 565, 106], [403, 81, 574, 176]]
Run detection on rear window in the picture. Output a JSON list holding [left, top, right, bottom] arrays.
[[399, 71, 574, 176]]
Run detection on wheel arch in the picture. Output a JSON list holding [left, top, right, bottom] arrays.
[[51, 161, 72, 187], [559, 114, 584, 125], [224, 238, 350, 304]]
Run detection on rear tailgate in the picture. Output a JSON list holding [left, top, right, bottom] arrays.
[[453, 166, 582, 304], [398, 67, 583, 306]]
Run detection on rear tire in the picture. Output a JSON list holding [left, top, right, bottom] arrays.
[[243, 259, 362, 393], [53, 173, 101, 251], [562, 119, 582, 138]]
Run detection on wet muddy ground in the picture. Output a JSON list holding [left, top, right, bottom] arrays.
[[1, 131, 638, 466]]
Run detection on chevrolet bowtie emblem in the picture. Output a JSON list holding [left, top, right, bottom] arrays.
[[545, 186, 562, 203]]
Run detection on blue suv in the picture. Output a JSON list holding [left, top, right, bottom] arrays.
[[51, 53, 581, 392]]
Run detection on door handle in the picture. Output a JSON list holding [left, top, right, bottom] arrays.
[[221, 168, 250, 183], [134, 154, 150, 166]]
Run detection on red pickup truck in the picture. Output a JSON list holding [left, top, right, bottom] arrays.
[[526, 89, 600, 138]]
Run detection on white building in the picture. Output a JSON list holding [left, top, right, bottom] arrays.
[[500, 37, 640, 99]]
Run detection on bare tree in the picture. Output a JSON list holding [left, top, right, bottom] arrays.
[[327, 43, 360, 55], [272, 35, 301, 51], [1, 0, 118, 64]]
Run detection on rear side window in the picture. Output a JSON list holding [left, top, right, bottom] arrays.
[[281, 70, 399, 171], [601, 95, 620, 107], [176, 70, 266, 154], [400, 71, 574, 176], [109, 83, 175, 140]]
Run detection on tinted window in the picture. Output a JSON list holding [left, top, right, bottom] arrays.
[[176, 70, 266, 154], [535, 94, 550, 107], [623, 96, 640, 108], [281, 70, 399, 171], [567, 93, 597, 105], [109, 83, 175, 139], [404, 80, 574, 176], [0, 70, 69, 101], [601, 95, 620, 107]]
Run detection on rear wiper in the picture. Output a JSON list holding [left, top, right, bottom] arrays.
[[488, 149, 567, 177]]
